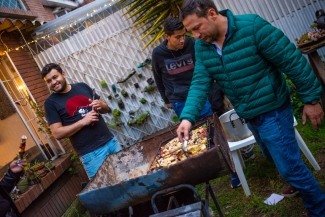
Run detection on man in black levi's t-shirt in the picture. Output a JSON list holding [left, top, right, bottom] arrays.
[[42, 63, 121, 179], [152, 17, 217, 119]]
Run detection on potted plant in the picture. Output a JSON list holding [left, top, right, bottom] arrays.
[[44, 160, 55, 172], [30, 160, 45, 172], [16, 177, 29, 194], [24, 168, 42, 185], [296, 23, 325, 49]]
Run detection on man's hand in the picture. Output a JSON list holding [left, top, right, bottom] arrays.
[[10, 159, 26, 173], [302, 103, 324, 131], [89, 99, 110, 114], [176, 120, 192, 142], [166, 103, 172, 109], [89, 99, 102, 112], [82, 110, 99, 126]]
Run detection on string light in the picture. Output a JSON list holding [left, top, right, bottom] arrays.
[[6, 0, 116, 53]]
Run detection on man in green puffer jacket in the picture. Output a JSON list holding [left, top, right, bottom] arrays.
[[176, 0, 325, 216]]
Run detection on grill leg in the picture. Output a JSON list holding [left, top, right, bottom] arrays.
[[206, 181, 224, 217]]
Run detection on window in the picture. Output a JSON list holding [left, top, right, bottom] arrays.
[[53, 8, 71, 18], [0, 0, 26, 10]]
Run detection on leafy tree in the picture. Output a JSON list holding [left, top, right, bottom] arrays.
[[117, 0, 184, 49]]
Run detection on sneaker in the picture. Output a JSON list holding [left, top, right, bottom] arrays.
[[230, 173, 241, 188], [281, 185, 300, 197]]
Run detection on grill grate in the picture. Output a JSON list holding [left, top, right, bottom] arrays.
[[149, 121, 212, 172]]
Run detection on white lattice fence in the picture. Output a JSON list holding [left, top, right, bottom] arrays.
[[33, 0, 325, 146], [34, 7, 175, 147]]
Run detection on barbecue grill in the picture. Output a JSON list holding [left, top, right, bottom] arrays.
[[78, 114, 235, 215]]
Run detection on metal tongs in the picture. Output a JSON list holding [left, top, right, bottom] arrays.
[[181, 131, 192, 152], [92, 88, 99, 113], [182, 139, 188, 152]]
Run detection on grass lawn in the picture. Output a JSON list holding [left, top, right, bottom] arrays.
[[196, 117, 325, 217]]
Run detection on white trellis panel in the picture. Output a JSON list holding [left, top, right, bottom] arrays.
[[33, 0, 325, 147]]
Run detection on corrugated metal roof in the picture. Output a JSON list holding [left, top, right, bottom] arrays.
[[0, 18, 45, 33]]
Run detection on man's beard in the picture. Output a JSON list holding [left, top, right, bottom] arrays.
[[52, 79, 67, 93]]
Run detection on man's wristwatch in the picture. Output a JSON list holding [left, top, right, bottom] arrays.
[[306, 99, 320, 105]]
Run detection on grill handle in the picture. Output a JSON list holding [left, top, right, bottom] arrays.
[[150, 184, 201, 214]]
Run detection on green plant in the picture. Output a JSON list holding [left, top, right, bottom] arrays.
[[295, 23, 325, 44], [284, 75, 304, 118], [140, 98, 147, 104], [11, 193, 19, 201], [143, 85, 157, 93], [117, 0, 183, 49], [121, 89, 128, 97], [160, 106, 167, 112], [100, 80, 108, 88], [107, 121, 124, 127], [117, 99, 125, 109], [30, 159, 45, 172], [30, 101, 51, 134], [24, 168, 42, 185], [32, 159, 41, 167], [172, 116, 179, 123], [127, 111, 150, 126], [62, 198, 88, 217], [44, 160, 55, 172], [16, 177, 29, 194], [107, 109, 124, 128], [112, 109, 121, 119], [68, 152, 82, 176]]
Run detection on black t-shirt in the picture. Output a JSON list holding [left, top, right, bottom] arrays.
[[152, 37, 195, 104], [44, 82, 113, 156]]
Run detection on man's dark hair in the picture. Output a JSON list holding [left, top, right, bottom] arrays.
[[164, 16, 184, 36], [180, 0, 218, 21], [41, 63, 63, 79]]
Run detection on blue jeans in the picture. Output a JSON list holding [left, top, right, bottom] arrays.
[[247, 102, 325, 216], [171, 100, 213, 119], [80, 138, 122, 179]]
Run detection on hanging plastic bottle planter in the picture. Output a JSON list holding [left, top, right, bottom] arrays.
[[127, 111, 150, 126], [147, 78, 154, 85], [100, 80, 108, 88], [121, 89, 128, 97], [117, 99, 125, 109], [112, 109, 121, 120], [139, 98, 147, 104], [137, 58, 151, 68], [160, 106, 167, 112], [111, 84, 117, 93], [143, 85, 157, 93]]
